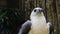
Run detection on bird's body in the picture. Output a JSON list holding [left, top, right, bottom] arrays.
[[29, 10, 49, 34], [18, 7, 54, 34], [28, 15, 49, 34]]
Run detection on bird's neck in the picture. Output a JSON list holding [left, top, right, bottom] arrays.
[[29, 15, 48, 34], [31, 16, 46, 28], [31, 15, 46, 22]]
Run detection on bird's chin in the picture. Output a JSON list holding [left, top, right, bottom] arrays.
[[36, 13, 42, 17], [30, 13, 42, 19]]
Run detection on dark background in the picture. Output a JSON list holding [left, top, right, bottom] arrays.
[[0, 0, 60, 34]]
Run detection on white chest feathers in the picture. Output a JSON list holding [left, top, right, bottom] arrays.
[[28, 16, 49, 34]]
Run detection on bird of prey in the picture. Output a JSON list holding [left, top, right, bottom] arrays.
[[18, 7, 54, 34]]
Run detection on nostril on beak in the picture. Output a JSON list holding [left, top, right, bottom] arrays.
[[39, 10, 41, 12], [39, 9, 43, 12], [37, 9, 41, 13]]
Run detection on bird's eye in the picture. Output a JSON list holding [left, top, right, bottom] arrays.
[[34, 10, 36, 12]]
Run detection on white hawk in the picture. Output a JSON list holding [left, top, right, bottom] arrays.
[[18, 7, 54, 34]]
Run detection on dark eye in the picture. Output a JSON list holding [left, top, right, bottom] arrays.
[[34, 10, 36, 12]]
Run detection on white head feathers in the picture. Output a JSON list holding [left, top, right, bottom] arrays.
[[30, 7, 44, 20]]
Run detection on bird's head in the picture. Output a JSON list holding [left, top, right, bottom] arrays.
[[30, 7, 44, 19]]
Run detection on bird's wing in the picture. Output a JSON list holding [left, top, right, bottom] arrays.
[[47, 22, 54, 34], [18, 20, 31, 34]]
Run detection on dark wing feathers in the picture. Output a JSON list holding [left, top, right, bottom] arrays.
[[47, 22, 54, 34], [18, 20, 31, 34], [18, 21, 54, 34]]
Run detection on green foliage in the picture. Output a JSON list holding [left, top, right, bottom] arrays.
[[0, 8, 21, 34]]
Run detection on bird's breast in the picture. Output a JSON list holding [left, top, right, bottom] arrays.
[[28, 17, 49, 34]]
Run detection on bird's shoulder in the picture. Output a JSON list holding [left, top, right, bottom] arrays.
[[21, 20, 31, 27], [18, 20, 32, 34], [47, 22, 54, 34]]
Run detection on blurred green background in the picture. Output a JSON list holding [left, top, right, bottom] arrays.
[[0, 0, 60, 34]]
